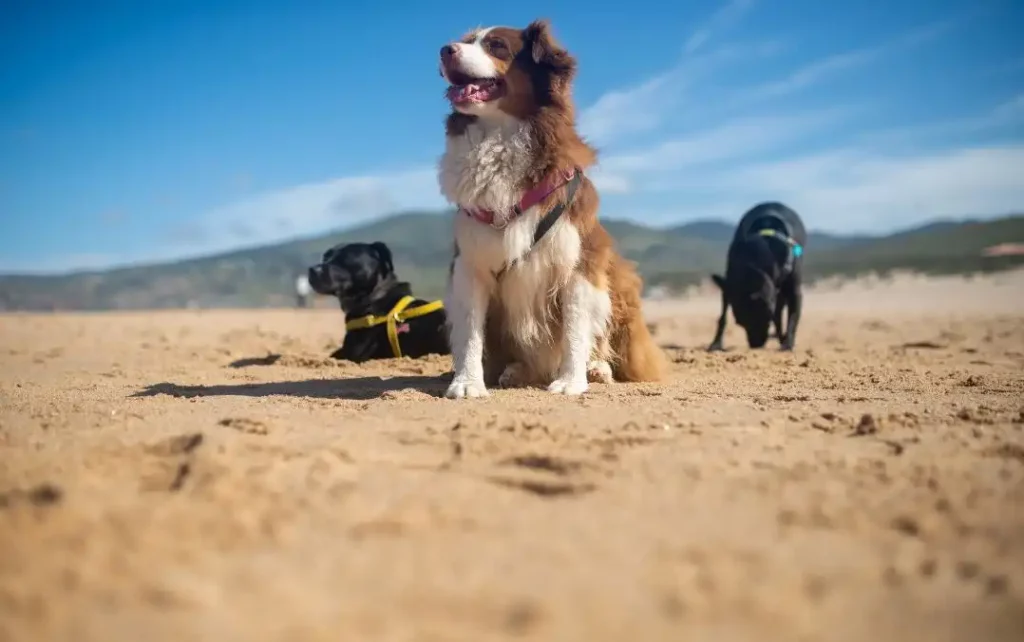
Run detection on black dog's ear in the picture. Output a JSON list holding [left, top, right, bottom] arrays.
[[523, 19, 576, 81], [370, 242, 394, 276], [711, 274, 726, 291]]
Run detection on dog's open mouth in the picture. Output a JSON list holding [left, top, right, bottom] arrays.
[[446, 73, 505, 105]]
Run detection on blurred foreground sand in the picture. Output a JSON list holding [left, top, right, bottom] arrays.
[[1, 270, 1023, 642]]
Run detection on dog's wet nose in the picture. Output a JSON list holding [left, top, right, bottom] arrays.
[[307, 266, 321, 282], [440, 44, 456, 62]]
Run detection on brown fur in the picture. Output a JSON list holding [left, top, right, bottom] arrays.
[[442, 19, 666, 384], [573, 181, 667, 382]]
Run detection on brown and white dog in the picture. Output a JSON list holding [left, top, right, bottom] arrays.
[[438, 19, 666, 399]]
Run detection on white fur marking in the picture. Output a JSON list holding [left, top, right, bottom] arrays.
[[548, 277, 612, 395], [444, 257, 490, 399], [450, 39, 497, 80], [440, 119, 533, 225]]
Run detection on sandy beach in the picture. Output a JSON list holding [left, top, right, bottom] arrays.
[[1, 270, 1023, 642]]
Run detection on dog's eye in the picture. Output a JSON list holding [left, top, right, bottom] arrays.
[[485, 38, 508, 54]]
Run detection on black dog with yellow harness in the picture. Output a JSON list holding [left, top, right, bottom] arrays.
[[307, 241, 450, 362]]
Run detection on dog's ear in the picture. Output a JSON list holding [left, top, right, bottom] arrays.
[[523, 19, 576, 80], [711, 274, 726, 291], [370, 242, 394, 276]]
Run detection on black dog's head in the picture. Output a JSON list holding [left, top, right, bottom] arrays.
[[713, 239, 780, 349], [307, 242, 396, 311]]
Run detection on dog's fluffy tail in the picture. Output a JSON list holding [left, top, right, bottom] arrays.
[[608, 260, 668, 382]]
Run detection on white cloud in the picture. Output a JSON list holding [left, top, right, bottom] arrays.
[[587, 170, 632, 194], [587, 108, 852, 201], [578, 73, 675, 147], [736, 20, 954, 103], [684, 0, 756, 54], [578, 40, 783, 146], [738, 49, 879, 101], [580, 17, 956, 148], [994, 94, 1024, 119], [1, 166, 448, 274], [640, 145, 1024, 233], [859, 93, 1024, 146], [575, 0, 777, 146], [776, 146, 1024, 232], [172, 166, 444, 255], [598, 109, 850, 176]]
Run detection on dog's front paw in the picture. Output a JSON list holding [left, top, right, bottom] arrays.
[[445, 378, 489, 399], [707, 342, 724, 352], [780, 341, 794, 352], [547, 376, 588, 396]]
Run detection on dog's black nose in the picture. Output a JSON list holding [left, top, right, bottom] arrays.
[[440, 44, 456, 61], [307, 266, 321, 282]]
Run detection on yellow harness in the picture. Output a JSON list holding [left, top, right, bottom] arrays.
[[344, 295, 444, 358]]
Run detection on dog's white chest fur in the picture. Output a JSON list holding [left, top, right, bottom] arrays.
[[439, 119, 533, 216], [439, 119, 582, 368]]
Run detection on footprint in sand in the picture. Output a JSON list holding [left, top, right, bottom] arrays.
[[218, 417, 270, 435]]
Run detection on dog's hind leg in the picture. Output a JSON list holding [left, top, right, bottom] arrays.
[[708, 288, 729, 352], [586, 332, 614, 384], [497, 362, 531, 388], [587, 360, 613, 384], [781, 288, 802, 351], [773, 302, 786, 344]]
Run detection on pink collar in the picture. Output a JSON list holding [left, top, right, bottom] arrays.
[[462, 167, 580, 228]]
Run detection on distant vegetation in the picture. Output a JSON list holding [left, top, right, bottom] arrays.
[[1, 212, 1022, 311]]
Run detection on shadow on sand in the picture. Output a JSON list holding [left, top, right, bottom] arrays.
[[132, 374, 450, 401], [227, 354, 284, 368]]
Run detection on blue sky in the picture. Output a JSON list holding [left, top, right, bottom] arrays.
[[1, 0, 1022, 274]]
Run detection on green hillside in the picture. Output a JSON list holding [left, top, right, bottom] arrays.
[[1, 212, 1022, 310]]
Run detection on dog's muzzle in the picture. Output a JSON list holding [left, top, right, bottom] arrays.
[[307, 265, 334, 293]]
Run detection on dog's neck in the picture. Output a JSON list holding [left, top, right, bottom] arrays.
[[439, 117, 535, 215], [730, 238, 783, 280], [339, 277, 413, 319]]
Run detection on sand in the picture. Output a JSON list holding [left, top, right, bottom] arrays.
[[1, 271, 1023, 642]]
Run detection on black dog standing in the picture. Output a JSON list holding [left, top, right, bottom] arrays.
[[307, 241, 450, 362], [708, 202, 807, 352]]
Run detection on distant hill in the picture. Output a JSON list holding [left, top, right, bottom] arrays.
[[1, 212, 1022, 310]]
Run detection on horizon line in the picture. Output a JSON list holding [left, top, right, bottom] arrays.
[[1, 210, 1020, 279]]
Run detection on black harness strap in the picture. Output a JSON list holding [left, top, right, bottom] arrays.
[[494, 169, 583, 281]]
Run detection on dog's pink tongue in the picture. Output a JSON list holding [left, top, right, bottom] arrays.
[[448, 83, 481, 103]]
